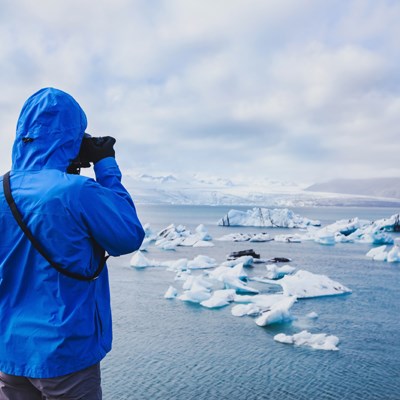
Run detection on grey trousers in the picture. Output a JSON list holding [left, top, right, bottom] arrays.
[[0, 363, 102, 400]]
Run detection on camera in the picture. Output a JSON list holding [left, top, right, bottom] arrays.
[[67, 133, 106, 175]]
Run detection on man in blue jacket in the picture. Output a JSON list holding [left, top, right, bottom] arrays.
[[0, 88, 145, 399]]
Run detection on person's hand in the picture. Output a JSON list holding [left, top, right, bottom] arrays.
[[80, 136, 116, 164]]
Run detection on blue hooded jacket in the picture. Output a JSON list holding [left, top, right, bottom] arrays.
[[0, 88, 144, 378]]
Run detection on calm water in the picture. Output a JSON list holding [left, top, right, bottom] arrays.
[[102, 205, 400, 400]]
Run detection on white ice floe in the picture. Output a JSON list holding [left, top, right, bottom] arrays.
[[164, 286, 178, 299], [216, 232, 272, 242], [195, 224, 213, 241], [205, 263, 259, 294], [348, 225, 394, 245], [174, 270, 191, 281], [321, 218, 368, 236], [178, 276, 213, 303], [365, 243, 400, 262], [200, 289, 236, 308], [274, 330, 339, 351], [223, 275, 259, 294], [139, 223, 158, 251], [283, 215, 397, 246], [221, 256, 254, 268], [264, 264, 296, 280], [366, 245, 388, 261], [306, 312, 319, 320], [207, 263, 248, 281], [273, 270, 351, 298], [231, 303, 261, 317], [138, 237, 153, 251], [165, 258, 189, 272], [255, 296, 297, 326], [179, 289, 211, 303], [250, 233, 273, 242], [373, 213, 400, 232], [274, 234, 303, 243], [155, 223, 213, 249], [187, 255, 217, 269], [182, 275, 213, 291], [218, 207, 321, 228], [193, 240, 215, 247], [130, 251, 159, 268], [387, 245, 400, 262], [231, 294, 292, 317]]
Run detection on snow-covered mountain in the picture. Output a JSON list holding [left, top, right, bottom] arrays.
[[122, 173, 400, 207], [306, 178, 400, 199]]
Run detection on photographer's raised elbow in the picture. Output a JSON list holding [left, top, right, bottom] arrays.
[[110, 223, 145, 256]]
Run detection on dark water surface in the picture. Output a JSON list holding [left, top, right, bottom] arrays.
[[102, 205, 400, 400]]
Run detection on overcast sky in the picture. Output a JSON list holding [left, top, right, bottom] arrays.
[[1, 0, 399, 184]]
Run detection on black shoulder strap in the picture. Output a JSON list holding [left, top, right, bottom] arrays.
[[3, 171, 109, 281]]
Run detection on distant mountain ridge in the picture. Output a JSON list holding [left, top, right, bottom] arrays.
[[121, 173, 400, 207], [306, 178, 400, 199]]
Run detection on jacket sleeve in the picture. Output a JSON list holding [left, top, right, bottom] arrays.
[[78, 157, 145, 256]]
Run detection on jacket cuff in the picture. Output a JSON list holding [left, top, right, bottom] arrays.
[[93, 157, 121, 181]]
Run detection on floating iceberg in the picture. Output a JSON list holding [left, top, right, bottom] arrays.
[[193, 240, 215, 247], [218, 208, 320, 228], [200, 289, 236, 309], [205, 262, 259, 294], [366, 242, 400, 262], [182, 275, 213, 291], [289, 215, 396, 246], [164, 286, 178, 299], [231, 294, 293, 318], [231, 303, 261, 317], [366, 245, 388, 261], [373, 213, 400, 232], [207, 263, 248, 281], [139, 223, 157, 251], [255, 296, 297, 326], [274, 330, 339, 351], [155, 223, 213, 249], [387, 244, 400, 262], [274, 234, 303, 243], [130, 251, 160, 268], [273, 270, 351, 298], [178, 276, 212, 303], [221, 256, 254, 268], [165, 258, 189, 272], [264, 264, 296, 280], [223, 275, 259, 294], [348, 224, 394, 245], [216, 232, 272, 242], [187, 255, 217, 270]]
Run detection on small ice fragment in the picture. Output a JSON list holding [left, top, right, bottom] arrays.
[[274, 330, 339, 351], [306, 311, 319, 319], [164, 286, 178, 299]]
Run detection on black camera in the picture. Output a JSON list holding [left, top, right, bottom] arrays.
[[67, 133, 107, 175]]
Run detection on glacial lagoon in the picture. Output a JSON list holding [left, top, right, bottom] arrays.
[[102, 205, 400, 400]]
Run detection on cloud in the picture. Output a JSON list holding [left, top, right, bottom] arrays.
[[1, 0, 399, 183]]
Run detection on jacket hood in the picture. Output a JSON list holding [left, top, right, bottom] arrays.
[[12, 88, 87, 171]]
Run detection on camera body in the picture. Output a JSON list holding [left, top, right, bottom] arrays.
[[67, 134, 106, 175]]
